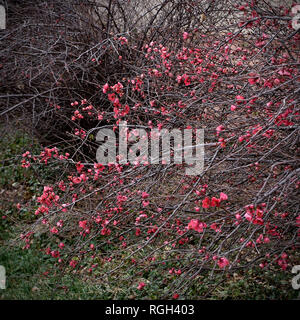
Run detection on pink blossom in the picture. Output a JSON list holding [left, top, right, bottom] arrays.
[[69, 260, 77, 268], [210, 222, 221, 233], [79, 220, 88, 229], [142, 200, 149, 207], [188, 219, 207, 233], [211, 197, 220, 207], [216, 125, 224, 135], [137, 282, 146, 290], [236, 95, 245, 103], [72, 177, 82, 184], [183, 32, 189, 40], [219, 192, 228, 201], [50, 227, 58, 234], [51, 250, 60, 258], [245, 212, 252, 222], [102, 83, 109, 94], [141, 192, 149, 199], [202, 197, 211, 209], [217, 257, 230, 269]]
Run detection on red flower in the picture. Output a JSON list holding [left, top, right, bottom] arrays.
[[79, 220, 88, 229], [142, 200, 149, 207], [188, 219, 207, 233], [69, 260, 77, 268], [236, 95, 245, 103], [183, 32, 189, 40], [202, 197, 211, 209], [137, 282, 146, 290], [102, 83, 109, 94], [211, 197, 220, 207], [217, 257, 230, 269], [50, 227, 58, 234], [219, 192, 228, 201], [141, 192, 149, 199], [173, 293, 179, 299]]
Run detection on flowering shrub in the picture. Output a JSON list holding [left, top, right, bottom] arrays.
[[1, 0, 299, 298]]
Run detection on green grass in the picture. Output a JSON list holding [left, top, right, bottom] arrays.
[[0, 246, 104, 299], [1, 242, 298, 300]]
